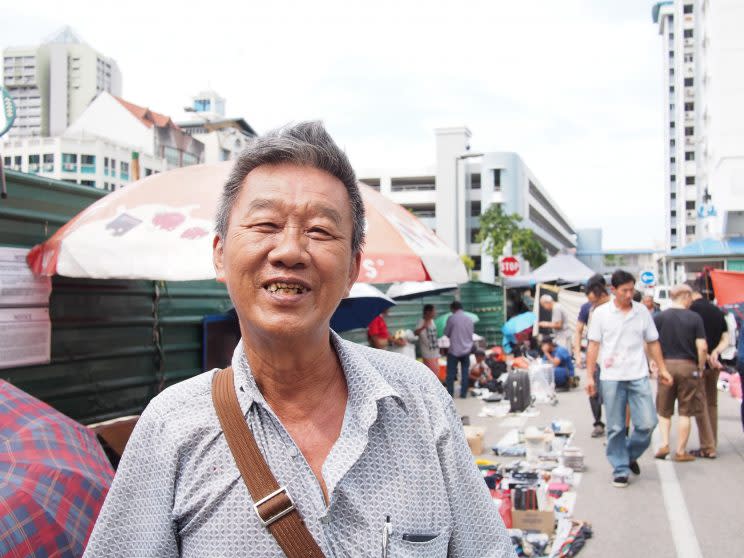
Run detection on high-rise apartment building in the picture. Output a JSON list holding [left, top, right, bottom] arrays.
[[2, 26, 122, 138], [653, 1, 699, 251]]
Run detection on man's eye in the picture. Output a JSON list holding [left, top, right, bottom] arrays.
[[307, 227, 332, 238], [252, 222, 278, 231]]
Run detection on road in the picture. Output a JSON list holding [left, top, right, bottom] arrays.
[[454, 367, 744, 557]]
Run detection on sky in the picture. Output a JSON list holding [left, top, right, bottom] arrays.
[[2, 0, 666, 250]]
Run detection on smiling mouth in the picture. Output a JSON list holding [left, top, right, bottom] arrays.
[[264, 282, 308, 295]]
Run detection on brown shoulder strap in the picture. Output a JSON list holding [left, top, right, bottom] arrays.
[[211, 367, 326, 558]]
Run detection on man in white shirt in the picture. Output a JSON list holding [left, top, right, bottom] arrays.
[[586, 270, 673, 488]]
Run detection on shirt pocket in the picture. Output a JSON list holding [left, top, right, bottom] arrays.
[[388, 530, 449, 557]]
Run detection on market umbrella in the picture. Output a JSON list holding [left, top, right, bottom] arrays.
[[27, 162, 468, 283], [434, 311, 479, 337], [0, 380, 114, 557], [502, 311, 537, 336], [386, 281, 458, 301], [330, 283, 396, 332]]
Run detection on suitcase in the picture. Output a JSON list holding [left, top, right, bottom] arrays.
[[505, 369, 532, 413]]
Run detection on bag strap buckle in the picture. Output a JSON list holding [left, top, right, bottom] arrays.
[[254, 486, 296, 527]]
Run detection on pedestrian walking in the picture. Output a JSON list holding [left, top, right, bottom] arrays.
[[414, 304, 440, 375], [574, 274, 610, 438], [653, 284, 708, 462], [444, 300, 475, 398], [585, 270, 673, 488], [689, 280, 730, 458]]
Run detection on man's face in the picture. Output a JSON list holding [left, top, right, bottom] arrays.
[[642, 296, 655, 310], [541, 343, 553, 354], [612, 281, 635, 307], [540, 299, 553, 312], [213, 163, 361, 340], [587, 292, 597, 304], [424, 308, 436, 320]]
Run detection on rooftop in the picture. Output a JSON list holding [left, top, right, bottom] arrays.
[[113, 97, 177, 130]]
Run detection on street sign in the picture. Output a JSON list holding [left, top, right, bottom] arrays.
[[640, 270, 656, 286], [500, 256, 520, 277], [0, 87, 16, 138]]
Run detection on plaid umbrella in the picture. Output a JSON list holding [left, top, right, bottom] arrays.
[[0, 380, 114, 557]]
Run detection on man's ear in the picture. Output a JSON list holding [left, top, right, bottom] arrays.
[[213, 235, 226, 283], [344, 251, 362, 296]]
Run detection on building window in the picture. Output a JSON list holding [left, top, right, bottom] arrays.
[[145, 168, 152, 176], [686, 200, 696, 210], [390, 176, 436, 192], [683, 4, 693, 14], [671, 174, 676, 182], [685, 151, 695, 161], [470, 173, 481, 190], [80, 180, 95, 187], [684, 77, 694, 87], [2, 156, 9, 167], [104, 157, 109, 167], [684, 29, 693, 39], [669, 86, 675, 93], [669, 50, 674, 58], [164, 147, 181, 168], [62, 153, 78, 172], [470, 201, 481, 217], [686, 176, 695, 185], [120, 161, 130, 180], [193, 98, 211, 112], [684, 53, 694, 63], [81, 154, 95, 173], [14, 156, 21, 169], [669, 68, 675, 77], [42, 153, 54, 172], [182, 152, 198, 166], [670, 139, 676, 147], [671, 210, 677, 217], [671, 192, 676, 199], [670, 157, 676, 164], [28, 154, 40, 173], [360, 178, 380, 191], [686, 225, 696, 234], [470, 229, 480, 243], [685, 102, 694, 111], [685, 126, 694, 136], [492, 169, 501, 191], [670, 121, 675, 128]]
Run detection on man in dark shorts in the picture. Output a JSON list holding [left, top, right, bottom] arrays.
[[654, 284, 708, 462], [689, 280, 729, 458]]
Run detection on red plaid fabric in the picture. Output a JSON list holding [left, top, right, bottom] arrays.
[[0, 380, 114, 557]]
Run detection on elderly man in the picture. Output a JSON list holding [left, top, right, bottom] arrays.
[[83, 122, 513, 557], [586, 270, 673, 488], [538, 294, 570, 349], [653, 284, 708, 462]]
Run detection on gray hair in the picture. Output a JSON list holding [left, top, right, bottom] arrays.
[[670, 283, 693, 301], [215, 121, 365, 254]]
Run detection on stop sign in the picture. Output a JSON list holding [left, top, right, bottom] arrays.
[[500, 256, 520, 276]]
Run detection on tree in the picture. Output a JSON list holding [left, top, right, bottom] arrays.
[[460, 254, 475, 279], [477, 205, 547, 269]]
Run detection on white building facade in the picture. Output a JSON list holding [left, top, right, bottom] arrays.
[[176, 90, 257, 163], [1, 135, 165, 191], [359, 127, 576, 283], [2, 27, 122, 138], [694, 0, 744, 238]]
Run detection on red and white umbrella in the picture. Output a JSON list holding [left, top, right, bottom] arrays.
[[28, 162, 468, 283]]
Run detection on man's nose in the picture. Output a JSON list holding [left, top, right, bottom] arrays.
[[267, 226, 310, 268]]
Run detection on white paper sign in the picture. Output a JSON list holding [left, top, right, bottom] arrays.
[[0, 307, 51, 368], [0, 247, 51, 307]]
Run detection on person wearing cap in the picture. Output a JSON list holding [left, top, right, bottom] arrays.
[[653, 284, 708, 462], [538, 294, 571, 349]]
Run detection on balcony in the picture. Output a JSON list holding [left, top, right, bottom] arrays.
[[42, 163, 53, 172], [120, 172, 129, 181], [62, 162, 78, 172], [104, 168, 109, 177], [81, 164, 96, 174], [28, 163, 39, 173]]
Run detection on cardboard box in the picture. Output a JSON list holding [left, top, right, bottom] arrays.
[[462, 425, 485, 456], [511, 510, 555, 534]]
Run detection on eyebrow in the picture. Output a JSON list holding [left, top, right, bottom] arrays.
[[246, 198, 343, 226]]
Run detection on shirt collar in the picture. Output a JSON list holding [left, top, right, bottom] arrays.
[[230, 331, 406, 417]]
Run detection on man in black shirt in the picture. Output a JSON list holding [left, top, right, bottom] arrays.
[[689, 282, 730, 457], [654, 284, 708, 462]]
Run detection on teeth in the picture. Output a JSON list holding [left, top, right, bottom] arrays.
[[266, 282, 305, 294]]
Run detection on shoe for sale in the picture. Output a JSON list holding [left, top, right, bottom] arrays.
[[674, 452, 696, 462], [612, 476, 629, 488], [629, 460, 640, 475], [591, 425, 605, 438]]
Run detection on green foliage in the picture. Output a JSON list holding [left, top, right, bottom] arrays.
[[460, 254, 475, 271], [477, 205, 547, 269]]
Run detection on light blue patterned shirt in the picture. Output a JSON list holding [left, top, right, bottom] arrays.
[[83, 332, 514, 557]]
